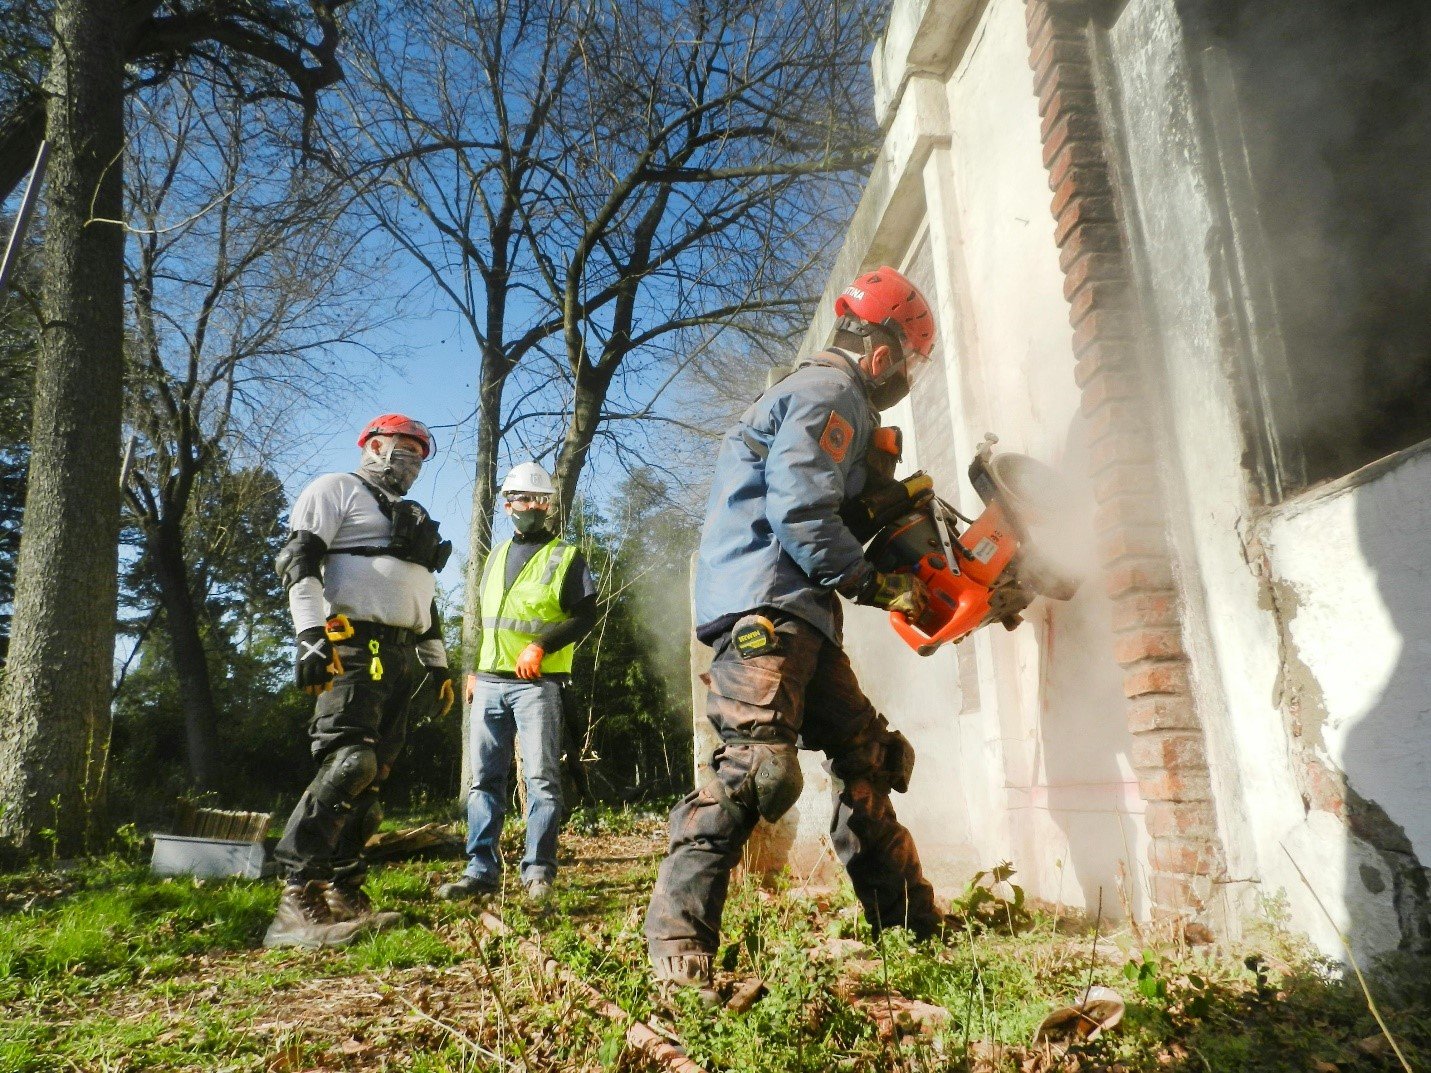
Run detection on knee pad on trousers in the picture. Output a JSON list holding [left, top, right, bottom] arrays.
[[313, 744, 379, 809], [751, 744, 803, 822]]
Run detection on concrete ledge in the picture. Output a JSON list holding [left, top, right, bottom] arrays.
[[873, 0, 987, 125], [797, 75, 952, 363]]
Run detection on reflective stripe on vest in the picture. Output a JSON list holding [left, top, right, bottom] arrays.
[[476, 538, 578, 674]]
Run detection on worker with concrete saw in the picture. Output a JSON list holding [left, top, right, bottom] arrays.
[[267, 414, 457, 949], [644, 266, 947, 998]]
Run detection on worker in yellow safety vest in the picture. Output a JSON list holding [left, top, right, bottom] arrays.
[[439, 462, 598, 903]]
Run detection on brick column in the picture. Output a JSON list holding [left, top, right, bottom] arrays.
[[1026, 0, 1225, 921]]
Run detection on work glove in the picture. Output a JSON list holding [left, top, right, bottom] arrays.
[[295, 626, 335, 695], [515, 643, 545, 680], [856, 570, 930, 622], [424, 665, 456, 716]]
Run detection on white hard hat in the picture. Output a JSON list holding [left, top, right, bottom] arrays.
[[500, 461, 556, 495]]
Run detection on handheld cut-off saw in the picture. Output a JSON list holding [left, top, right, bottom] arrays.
[[842, 433, 1083, 656]]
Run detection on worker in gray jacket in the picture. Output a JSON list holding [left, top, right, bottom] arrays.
[[266, 413, 456, 949], [645, 267, 944, 997]]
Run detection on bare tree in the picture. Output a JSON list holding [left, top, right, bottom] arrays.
[[534, 0, 875, 520], [122, 72, 382, 791], [336, 0, 875, 681], [0, 1, 352, 204], [0, 0, 356, 854]]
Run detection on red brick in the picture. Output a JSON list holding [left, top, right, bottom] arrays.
[[1069, 282, 1127, 330], [1052, 168, 1113, 218], [1096, 497, 1161, 538], [1042, 111, 1104, 168], [1080, 370, 1147, 419], [1144, 800, 1217, 840], [1091, 463, 1159, 504], [1072, 307, 1132, 353], [1089, 428, 1153, 473], [1036, 43, 1087, 100], [1115, 626, 1186, 665], [1026, 0, 1055, 48], [1026, 0, 1079, 50], [1056, 193, 1116, 247], [1084, 397, 1144, 444], [1047, 142, 1110, 193], [1150, 871, 1204, 911], [1122, 658, 1191, 698], [1301, 758, 1347, 817], [1047, 142, 1108, 198], [1149, 837, 1215, 876], [1137, 765, 1212, 802], [1131, 727, 1205, 771], [1041, 87, 1099, 140], [1111, 591, 1181, 632], [1063, 251, 1125, 302], [1060, 221, 1121, 271], [1099, 525, 1167, 564], [1073, 339, 1136, 386], [1037, 60, 1094, 113], [1103, 558, 1175, 597], [1126, 694, 1199, 734]]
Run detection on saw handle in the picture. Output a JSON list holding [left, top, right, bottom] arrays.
[[888, 553, 994, 656]]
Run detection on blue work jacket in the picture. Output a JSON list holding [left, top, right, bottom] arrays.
[[694, 350, 877, 645]]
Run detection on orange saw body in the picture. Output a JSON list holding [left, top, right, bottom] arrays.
[[852, 435, 1081, 656]]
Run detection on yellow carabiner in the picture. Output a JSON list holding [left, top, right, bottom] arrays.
[[368, 637, 384, 681]]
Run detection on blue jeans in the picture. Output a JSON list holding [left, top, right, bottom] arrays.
[[464, 677, 565, 885]]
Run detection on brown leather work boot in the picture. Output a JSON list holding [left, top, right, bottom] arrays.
[[262, 881, 368, 949], [324, 883, 403, 931]]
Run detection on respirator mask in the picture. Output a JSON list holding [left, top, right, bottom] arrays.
[[361, 439, 424, 495]]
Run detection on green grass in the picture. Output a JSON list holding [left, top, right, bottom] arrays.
[[0, 810, 1427, 1072]]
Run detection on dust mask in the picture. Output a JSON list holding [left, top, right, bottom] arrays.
[[512, 508, 549, 536], [361, 441, 423, 495]]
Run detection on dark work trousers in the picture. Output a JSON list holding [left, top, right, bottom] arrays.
[[275, 624, 429, 886], [644, 610, 940, 959]]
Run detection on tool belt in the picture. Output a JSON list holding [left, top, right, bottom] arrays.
[[341, 620, 418, 646]]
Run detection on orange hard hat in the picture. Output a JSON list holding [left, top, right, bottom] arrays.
[[833, 266, 936, 358], [357, 414, 434, 459]]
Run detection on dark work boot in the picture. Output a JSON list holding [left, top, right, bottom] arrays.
[[262, 882, 368, 949], [325, 883, 403, 931], [652, 953, 719, 1007], [437, 874, 499, 901]]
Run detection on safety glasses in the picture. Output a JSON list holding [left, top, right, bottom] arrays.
[[505, 493, 552, 508]]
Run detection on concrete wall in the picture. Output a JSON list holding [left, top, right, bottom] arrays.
[[1102, 0, 1430, 957]]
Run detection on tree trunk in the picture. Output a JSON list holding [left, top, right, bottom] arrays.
[[458, 350, 511, 799], [552, 363, 613, 522], [150, 522, 222, 792], [0, 0, 127, 855]]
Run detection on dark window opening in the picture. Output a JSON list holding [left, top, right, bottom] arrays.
[[1206, 0, 1431, 490]]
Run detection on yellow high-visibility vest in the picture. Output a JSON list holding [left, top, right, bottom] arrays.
[[476, 538, 578, 674]]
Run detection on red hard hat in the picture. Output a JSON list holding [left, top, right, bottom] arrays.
[[832, 266, 935, 358], [357, 414, 434, 459]]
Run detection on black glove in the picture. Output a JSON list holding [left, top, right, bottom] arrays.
[[853, 570, 930, 621], [425, 665, 456, 716], [295, 626, 335, 695]]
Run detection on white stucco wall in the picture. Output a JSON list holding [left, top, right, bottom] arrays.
[[1103, 0, 1428, 958]]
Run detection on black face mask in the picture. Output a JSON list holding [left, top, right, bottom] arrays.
[[867, 365, 912, 411], [512, 508, 549, 535]]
